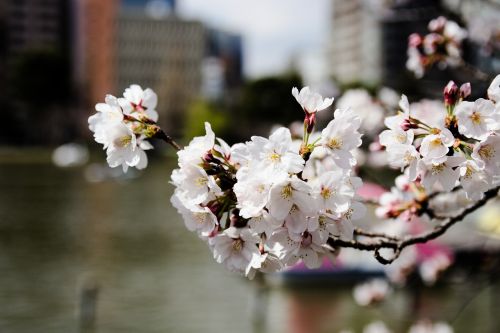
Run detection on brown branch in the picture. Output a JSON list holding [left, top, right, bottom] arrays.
[[353, 228, 400, 242], [155, 129, 182, 151], [329, 186, 499, 265]]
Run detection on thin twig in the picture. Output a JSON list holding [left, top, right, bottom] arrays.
[[354, 228, 400, 242], [328, 186, 499, 265], [155, 129, 182, 151]]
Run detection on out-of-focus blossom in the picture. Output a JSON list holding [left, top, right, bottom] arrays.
[[353, 279, 391, 306], [408, 320, 454, 333]]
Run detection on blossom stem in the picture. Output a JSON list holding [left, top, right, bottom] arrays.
[[154, 129, 182, 151], [328, 185, 499, 265]]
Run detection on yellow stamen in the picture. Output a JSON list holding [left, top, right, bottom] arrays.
[[281, 184, 293, 199], [327, 137, 343, 149]]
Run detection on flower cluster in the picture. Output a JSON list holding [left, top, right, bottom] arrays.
[[88, 84, 160, 172], [407, 16, 467, 78], [170, 86, 365, 278], [377, 76, 500, 221]]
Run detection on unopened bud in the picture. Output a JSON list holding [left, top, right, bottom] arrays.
[[206, 201, 221, 216], [459, 82, 471, 99], [230, 209, 248, 228], [305, 112, 316, 134], [369, 141, 384, 152], [400, 118, 418, 131], [203, 151, 215, 163], [408, 33, 423, 48], [443, 80, 459, 106]]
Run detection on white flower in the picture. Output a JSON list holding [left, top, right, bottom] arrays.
[[379, 128, 414, 147], [455, 99, 495, 140], [459, 160, 491, 200], [268, 227, 326, 269], [382, 95, 411, 131], [88, 95, 124, 148], [419, 128, 455, 163], [178, 122, 215, 167], [234, 169, 283, 219], [246, 127, 304, 174], [487, 74, 500, 103], [268, 176, 316, 220], [336, 89, 385, 134], [444, 20, 467, 44], [386, 143, 420, 180], [285, 205, 319, 235], [411, 99, 446, 128], [89, 92, 157, 172], [248, 211, 282, 237], [336, 200, 366, 226], [105, 122, 147, 172], [213, 227, 260, 274], [171, 192, 218, 235], [292, 86, 334, 114], [171, 165, 221, 205], [419, 253, 452, 286], [119, 84, 159, 122], [353, 279, 391, 306], [317, 212, 354, 242], [407, 47, 424, 78], [418, 156, 464, 191], [320, 109, 363, 169], [363, 321, 393, 333], [471, 135, 500, 176], [245, 252, 282, 279], [408, 321, 453, 333], [311, 170, 354, 213]]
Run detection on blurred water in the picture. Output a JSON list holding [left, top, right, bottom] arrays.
[[0, 159, 499, 333]]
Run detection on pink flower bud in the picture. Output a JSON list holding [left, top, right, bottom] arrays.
[[305, 112, 316, 134], [443, 80, 459, 106], [400, 118, 418, 131], [408, 33, 423, 48], [369, 141, 384, 152], [459, 82, 471, 99]]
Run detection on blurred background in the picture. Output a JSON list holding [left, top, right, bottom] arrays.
[[1, 0, 500, 332]]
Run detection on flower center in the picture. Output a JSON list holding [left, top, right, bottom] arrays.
[[464, 166, 473, 179], [114, 135, 132, 148], [320, 186, 332, 199], [403, 151, 415, 164], [431, 163, 445, 175], [470, 112, 481, 124], [396, 133, 407, 143], [478, 145, 494, 161], [327, 137, 343, 150], [196, 177, 208, 187], [232, 238, 243, 252], [268, 152, 281, 162], [281, 184, 293, 199], [194, 213, 206, 224], [430, 137, 442, 148], [318, 216, 327, 229], [343, 208, 353, 220]]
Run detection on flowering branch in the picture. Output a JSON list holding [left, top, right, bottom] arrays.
[[89, 73, 500, 280], [328, 185, 499, 265]]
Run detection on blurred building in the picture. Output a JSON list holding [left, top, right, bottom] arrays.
[[203, 28, 243, 100], [117, 8, 206, 134], [329, 0, 382, 86], [3, 0, 70, 53], [122, 0, 176, 14], [1, 0, 75, 145], [75, 0, 118, 109]]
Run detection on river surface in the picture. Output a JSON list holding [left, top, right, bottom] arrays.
[[0, 157, 499, 333]]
